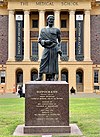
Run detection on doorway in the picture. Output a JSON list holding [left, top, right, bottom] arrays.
[[31, 69, 38, 81], [16, 69, 23, 91], [61, 69, 68, 82], [76, 69, 84, 92]]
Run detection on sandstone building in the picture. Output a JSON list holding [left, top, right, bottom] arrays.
[[0, 0, 100, 93]]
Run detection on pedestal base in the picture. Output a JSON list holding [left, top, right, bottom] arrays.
[[24, 126, 71, 134], [13, 124, 83, 136]]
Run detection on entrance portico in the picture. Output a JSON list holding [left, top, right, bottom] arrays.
[[5, 0, 93, 93], [7, 0, 92, 62]]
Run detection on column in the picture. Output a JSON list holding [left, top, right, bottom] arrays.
[[54, 10, 60, 28], [39, 10, 45, 61], [69, 10, 75, 61], [24, 10, 30, 61], [84, 66, 93, 93], [54, 10, 61, 61], [69, 67, 76, 91], [84, 10, 91, 61], [8, 10, 15, 61]]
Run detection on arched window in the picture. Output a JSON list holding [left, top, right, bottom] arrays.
[[31, 69, 38, 81], [76, 70, 83, 84], [76, 69, 84, 92], [61, 69, 68, 82], [16, 69, 23, 84]]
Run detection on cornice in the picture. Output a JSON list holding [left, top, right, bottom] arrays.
[[0, 0, 100, 8]]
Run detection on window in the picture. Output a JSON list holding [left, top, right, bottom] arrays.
[[22, 42, 24, 57], [61, 20, 67, 28], [94, 86, 99, 90], [0, 71, 5, 84], [60, 42, 68, 61], [31, 70, 38, 81], [61, 42, 67, 55], [16, 69, 23, 84], [32, 20, 38, 28], [76, 71, 83, 84], [31, 42, 38, 61], [94, 70, 99, 83], [61, 71, 68, 82]]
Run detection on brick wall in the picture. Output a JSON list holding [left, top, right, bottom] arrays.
[[91, 15, 100, 64], [0, 15, 8, 64]]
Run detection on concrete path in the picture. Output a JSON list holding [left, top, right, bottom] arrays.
[[0, 93, 19, 98], [0, 92, 100, 98], [69, 93, 100, 98]]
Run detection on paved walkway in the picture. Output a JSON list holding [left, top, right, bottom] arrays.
[[0, 92, 100, 98], [0, 93, 18, 98], [69, 93, 100, 98]]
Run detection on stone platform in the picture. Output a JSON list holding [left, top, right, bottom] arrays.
[[13, 81, 83, 136], [13, 124, 83, 136]]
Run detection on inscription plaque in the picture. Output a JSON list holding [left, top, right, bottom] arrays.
[[24, 81, 71, 134]]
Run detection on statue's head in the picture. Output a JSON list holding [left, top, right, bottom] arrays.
[[47, 15, 54, 27]]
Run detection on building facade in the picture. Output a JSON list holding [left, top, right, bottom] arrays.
[[0, 0, 100, 93]]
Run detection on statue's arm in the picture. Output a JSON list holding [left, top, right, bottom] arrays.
[[38, 29, 45, 47], [57, 29, 61, 43], [38, 28, 52, 47], [38, 38, 52, 47], [38, 37, 45, 46], [57, 29, 62, 56]]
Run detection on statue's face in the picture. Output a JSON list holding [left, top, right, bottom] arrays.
[[47, 17, 54, 26]]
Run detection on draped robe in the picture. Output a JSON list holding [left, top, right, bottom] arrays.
[[39, 27, 61, 75]]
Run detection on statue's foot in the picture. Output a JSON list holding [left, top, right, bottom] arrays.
[[50, 78, 55, 81], [35, 77, 42, 81], [54, 75, 58, 81], [35, 73, 43, 81]]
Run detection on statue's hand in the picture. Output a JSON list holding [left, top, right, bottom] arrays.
[[58, 50, 62, 56], [38, 38, 41, 44], [45, 40, 52, 45]]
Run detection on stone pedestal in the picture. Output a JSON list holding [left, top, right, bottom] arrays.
[[24, 81, 71, 134]]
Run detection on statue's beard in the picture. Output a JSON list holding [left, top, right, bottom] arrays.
[[48, 22, 54, 27]]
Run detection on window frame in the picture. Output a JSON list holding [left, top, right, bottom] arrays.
[[32, 19, 38, 28], [61, 71, 68, 82], [61, 19, 67, 28], [31, 41, 39, 61], [61, 41, 68, 56], [94, 70, 99, 84], [0, 71, 6, 84]]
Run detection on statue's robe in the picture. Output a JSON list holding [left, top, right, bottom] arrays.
[[39, 27, 61, 75]]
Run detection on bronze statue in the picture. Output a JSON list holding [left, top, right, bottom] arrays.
[[36, 15, 62, 81]]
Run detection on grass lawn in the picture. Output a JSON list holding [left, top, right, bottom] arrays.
[[0, 97, 100, 137]]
